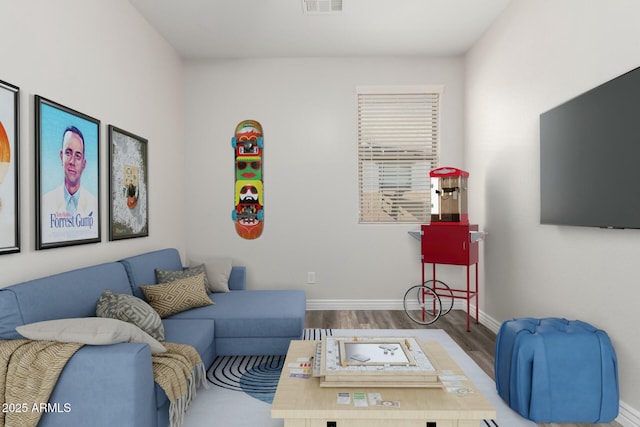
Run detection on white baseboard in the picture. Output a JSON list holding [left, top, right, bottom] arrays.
[[306, 299, 403, 311], [305, 298, 638, 426], [617, 401, 640, 427]]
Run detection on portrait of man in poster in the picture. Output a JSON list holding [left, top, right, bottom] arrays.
[[41, 126, 98, 218], [37, 98, 100, 248]]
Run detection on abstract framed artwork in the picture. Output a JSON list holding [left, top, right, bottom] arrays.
[[35, 96, 101, 249], [108, 125, 148, 240], [0, 79, 20, 255]]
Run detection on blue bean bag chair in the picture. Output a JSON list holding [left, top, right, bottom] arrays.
[[495, 318, 619, 423]]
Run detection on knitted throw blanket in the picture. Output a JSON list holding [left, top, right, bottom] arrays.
[[0, 340, 207, 427], [0, 339, 83, 427], [152, 342, 208, 427]]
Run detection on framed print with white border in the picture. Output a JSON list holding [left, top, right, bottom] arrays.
[[0, 79, 20, 255]]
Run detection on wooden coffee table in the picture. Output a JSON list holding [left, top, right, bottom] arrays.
[[271, 340, 496, 427]]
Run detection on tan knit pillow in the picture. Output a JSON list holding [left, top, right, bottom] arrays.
[[139, 273, 213, 318]]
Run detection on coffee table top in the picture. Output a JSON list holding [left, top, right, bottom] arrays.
[[272, 340, 496, 422]]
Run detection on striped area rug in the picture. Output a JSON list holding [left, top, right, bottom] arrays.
[[207, 329, 332, 403]]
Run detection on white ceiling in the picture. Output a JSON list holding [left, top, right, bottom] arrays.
[[128, 0, 512, 60]]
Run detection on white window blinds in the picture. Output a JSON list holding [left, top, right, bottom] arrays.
[[357, 86, 441, 223]]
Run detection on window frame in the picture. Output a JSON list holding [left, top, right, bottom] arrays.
[[357, 85, 442, 224]]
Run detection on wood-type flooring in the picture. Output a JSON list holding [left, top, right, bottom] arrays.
[[305, 309, 621, 427]]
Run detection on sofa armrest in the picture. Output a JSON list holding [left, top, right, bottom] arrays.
[[39, 343, 156, 427], [229, 266, 246, 290]]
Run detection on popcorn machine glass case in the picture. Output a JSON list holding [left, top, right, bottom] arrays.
[[430, 167, 469, 224]]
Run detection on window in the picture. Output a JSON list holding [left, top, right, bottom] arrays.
[[357, 86, 441, 223]]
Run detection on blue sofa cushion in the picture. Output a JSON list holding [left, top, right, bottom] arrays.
[[0, 262, 132, 339], [167, 290, 306, 339], [120, 249, 184, 299], [163, 319, 215, 359]]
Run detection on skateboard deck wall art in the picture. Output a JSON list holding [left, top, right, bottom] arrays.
[[231, 120, 263, 239]]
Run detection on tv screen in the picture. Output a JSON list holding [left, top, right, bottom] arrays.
[[540, 66, 640, 229]]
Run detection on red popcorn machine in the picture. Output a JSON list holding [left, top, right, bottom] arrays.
[[430, 166, 469, 224], [406, 167, 485, 331]]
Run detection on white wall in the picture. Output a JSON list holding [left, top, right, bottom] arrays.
[[6, 0, 636, 420], [184, 57, 468, 305], [0, 0, 186, 287], [466, 0, 640, 421]]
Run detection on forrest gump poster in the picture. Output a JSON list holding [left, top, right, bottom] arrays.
[[36, 96, 100, 249]]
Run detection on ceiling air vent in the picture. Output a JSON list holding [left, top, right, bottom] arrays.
[[302, 0, 343, 15]]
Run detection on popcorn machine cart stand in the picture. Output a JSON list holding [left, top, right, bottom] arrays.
[[416, 167, 485, 332]]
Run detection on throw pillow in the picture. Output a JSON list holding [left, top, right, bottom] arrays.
[[155, 264, 210, 289], [16, 317, 167, 354], [139, 272, 213, 318], [96, 289, 165, 341], [189, 257, 232, 293]]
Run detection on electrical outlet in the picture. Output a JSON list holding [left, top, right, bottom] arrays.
[[307, 272, 316, 284]]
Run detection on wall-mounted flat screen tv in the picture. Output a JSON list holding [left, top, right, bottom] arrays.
[[540, 66, 640, 229]]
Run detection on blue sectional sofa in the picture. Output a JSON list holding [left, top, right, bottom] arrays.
[[0, 248, 306, 427]]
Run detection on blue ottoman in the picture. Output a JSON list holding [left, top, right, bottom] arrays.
[[495, 318, 619, 423]]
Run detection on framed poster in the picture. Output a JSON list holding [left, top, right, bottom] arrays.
[[108, 125, 148, 240], [0, 80, 19, 255], [35, 96, 101, 249]]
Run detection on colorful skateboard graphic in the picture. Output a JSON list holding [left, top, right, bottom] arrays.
[[231, 120, 263, 239]]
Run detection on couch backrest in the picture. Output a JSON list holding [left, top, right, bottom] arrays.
[[0, 248, 247, 340], [0, 262, 132, 339], [120, 248, 247, 295], [119, 248, 184, 298]]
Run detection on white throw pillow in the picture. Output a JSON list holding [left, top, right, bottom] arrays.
[[16, 317, 166, 354], [189, 257, 232, 293]]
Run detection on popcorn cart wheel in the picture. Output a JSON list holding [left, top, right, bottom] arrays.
[[403, 283, 443, 325], [423, 279, 454, 316]]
